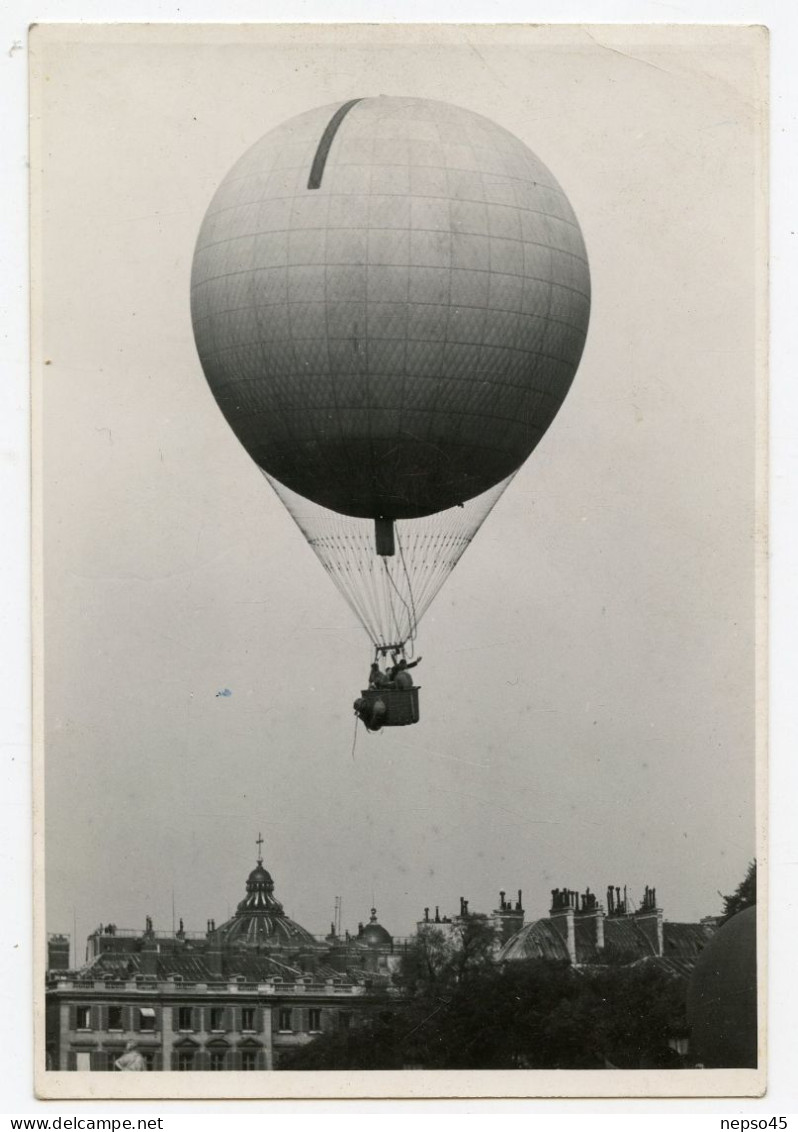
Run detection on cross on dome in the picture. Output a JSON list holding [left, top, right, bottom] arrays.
[[256, 832, 264, 864]]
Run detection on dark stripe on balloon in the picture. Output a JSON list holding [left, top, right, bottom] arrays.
[[307, 99, 364, 190]]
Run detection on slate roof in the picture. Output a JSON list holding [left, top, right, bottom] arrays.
[[662, 922, 715, 957], [501, 915, 716, 967], [498, 918, 571, 962]]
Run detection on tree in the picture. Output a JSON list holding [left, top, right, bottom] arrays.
[[720, 860, 756, 923], [581, 963, 688, 1068], [276, 1007, 406, 1070], [278, 956, 688, 1071], [398, 916, 498, 993]]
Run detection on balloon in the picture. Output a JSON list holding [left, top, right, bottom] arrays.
[[191, 97, 590, 522], [191, 97, 590, 648]]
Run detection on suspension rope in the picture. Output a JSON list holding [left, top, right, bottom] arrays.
[[396, 525, 419, 647], [382, 555, 414, 650], [264, 471, 517, 649]]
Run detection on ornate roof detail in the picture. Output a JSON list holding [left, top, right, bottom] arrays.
[[215, 839, 324, 952], [358, 907, 393, 950]]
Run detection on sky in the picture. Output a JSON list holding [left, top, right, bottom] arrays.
[[35, 24, 764, 957]]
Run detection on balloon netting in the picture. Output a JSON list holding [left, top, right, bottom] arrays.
[[263, 472, 514, 649]]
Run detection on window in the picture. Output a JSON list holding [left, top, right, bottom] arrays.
[[308, 1008, 322, 1033], [75, 1005, 91, 1030], [209, 1007, 225, 1032], [209, 1050, 226, 1071], [139, 1007, 156, 1032], [176, 1050, 194, 1071], [278, 1008, 292, 1032], [338, 1011, 351, 1031], [107, 1005, 123, 1031], [76, 1052, 91, 1072], [177, 1006, 193, 1031], [241, 1050, 257, 1071], [241, 1007, 255, 1032]]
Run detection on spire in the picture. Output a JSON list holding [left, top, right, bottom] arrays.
[[256, 831, 264, 865]]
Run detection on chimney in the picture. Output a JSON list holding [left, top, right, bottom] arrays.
[[607, 884, 628, 917], [633, 885, 664, 956], [574, 888, 605, 952], [549, 888, 577, 964], [206, 923, 223, 978], [140, 933, 158, 977], [47, 934, 71, 972], [492, 888, 525, 946]]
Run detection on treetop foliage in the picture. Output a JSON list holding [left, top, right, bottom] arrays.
[[279, 916, 688, 1071], [720, 860, 756, 924]]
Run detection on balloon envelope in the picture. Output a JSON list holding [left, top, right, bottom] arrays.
[[191, 97, 590, 520], [687, 907, 758, 1068]]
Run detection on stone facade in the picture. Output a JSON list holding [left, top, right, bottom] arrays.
[[45, 846, 397, 1072], [45, 971, 378, 1071]]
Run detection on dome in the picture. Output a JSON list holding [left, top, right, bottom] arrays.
[[358, 908, 393, 950], [687, 906, 757, 1068], [191, 96, 590, 520], [244, 862, 276, 898], [216, 849, 324, 952]]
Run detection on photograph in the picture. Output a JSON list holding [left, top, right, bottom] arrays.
[[31, 22, 766, 1099]]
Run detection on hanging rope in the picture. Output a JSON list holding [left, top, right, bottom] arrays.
[[264, 471, 517, 649], [382, 554, 415, 649], [396, 526, 419, 648]]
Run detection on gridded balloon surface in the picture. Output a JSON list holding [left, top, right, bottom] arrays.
[[191, 97, 591, 520]]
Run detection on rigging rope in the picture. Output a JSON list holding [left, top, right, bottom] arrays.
[[396, 525, 419, 648], [263, 471, 517, 649]]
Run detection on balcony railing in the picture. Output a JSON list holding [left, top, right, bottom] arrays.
[[90, 928, 207, 941]]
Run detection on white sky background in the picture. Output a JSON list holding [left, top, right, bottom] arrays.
[[34, 25, 764, 950]]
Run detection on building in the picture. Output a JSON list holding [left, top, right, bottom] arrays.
[[45, 843, 397, 1071], [47, 853, 719, 1072], [417, 883, 714, 973], [499, 884, 714, 972]]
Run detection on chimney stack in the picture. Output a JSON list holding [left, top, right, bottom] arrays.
[[574, 887, 605, 952], [633, 884, 664, 956], [492, 887, 525, 945], [140, 932, 158, 977], [549, 888, 577, 963], [206, 922, 223, 977], [47, 934, 71, 972]]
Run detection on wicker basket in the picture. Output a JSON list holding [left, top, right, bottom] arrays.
[[360, 686, 420, 727]]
